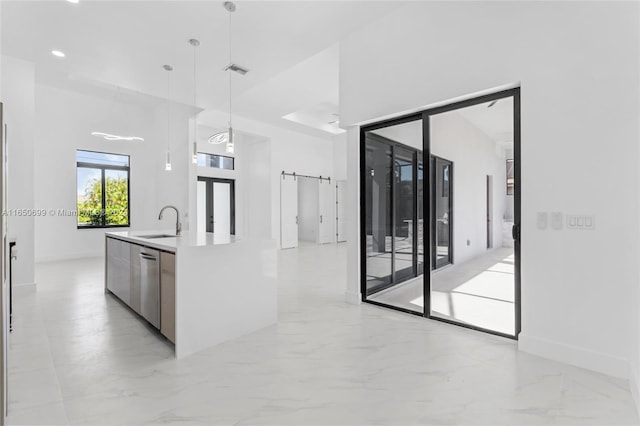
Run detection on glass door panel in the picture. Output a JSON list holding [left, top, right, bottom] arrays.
[[394, 148, 416, 282], [364, 138, 393, 294], [429, 96, 517, 336], [363, 119, 423, 314]]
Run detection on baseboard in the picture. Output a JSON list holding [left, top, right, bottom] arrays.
[[12, 282, 36, 295], [35, 250, 102, 263], [518, 333, 629, 379], [630, 363, 640, 417], [345, 290, 361, 305]]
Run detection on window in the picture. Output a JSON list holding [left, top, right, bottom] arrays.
[[76, 150, 130, 228], [196, 152, 234, 170]]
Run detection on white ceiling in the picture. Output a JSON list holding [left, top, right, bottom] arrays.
[[1, 1, 401, 137]]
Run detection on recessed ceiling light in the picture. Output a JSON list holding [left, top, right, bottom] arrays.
[[66, 0, 79, 3], [51, 50, 66, 58]]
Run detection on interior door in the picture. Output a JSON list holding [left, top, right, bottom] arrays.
[[197, 177, 235, 235], [280, 176, 299, 249], [317, 179, 334, 244], [336, 180, 346, 243], [433, 156, 452, 269], [213, 182, 231, 234]]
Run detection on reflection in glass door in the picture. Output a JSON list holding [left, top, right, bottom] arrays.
[[362, 118, 423, 314], [394, 147, 416, 282], [432, 156, 452, 269], [360, 88, 521, 339], [428, 92, 519, 337], [364, 138, 393, 292]]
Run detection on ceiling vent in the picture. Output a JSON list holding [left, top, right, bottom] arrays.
[[224, 63, 249, 75]]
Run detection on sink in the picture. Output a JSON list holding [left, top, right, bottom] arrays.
[[138, 234, 180, 239]]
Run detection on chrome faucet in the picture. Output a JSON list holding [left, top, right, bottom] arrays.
[[158, 205, 182, 236]]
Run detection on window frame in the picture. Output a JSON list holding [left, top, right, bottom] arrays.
[[76, 149, 131, 229], [196, 152, 235, 170]]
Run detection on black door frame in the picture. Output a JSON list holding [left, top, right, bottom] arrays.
[[197, 176, 236, 235], [362, 131, 421, 296], [359, 87, 521, 339]]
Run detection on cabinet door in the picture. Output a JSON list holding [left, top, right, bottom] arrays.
[[106, 238, 131, 304], [160, 252, 176, 343], [129, 244, 142, 315]]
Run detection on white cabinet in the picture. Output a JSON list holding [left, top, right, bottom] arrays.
[[160, 252, 176, 343]]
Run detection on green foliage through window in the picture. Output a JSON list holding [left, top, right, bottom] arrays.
[[77, 151, 130, 228]]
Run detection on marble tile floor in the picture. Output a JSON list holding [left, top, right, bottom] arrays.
[[7, 242, 640, 425], [369, 247, 515, 335]]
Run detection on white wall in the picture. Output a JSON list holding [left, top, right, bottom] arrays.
[[333, 133, 348, 181], [241, 136, 271, 240], [198, 109, 334, 248], [633, 7, 640, 415], [340, 2, 639, 379], [431, 111, 507, 264], [187, 121, 271, 240], [1, 56, 35, 287], [298, 177, 319, 242], [153, 102, 192, 234], [33, 84, 192, 262]]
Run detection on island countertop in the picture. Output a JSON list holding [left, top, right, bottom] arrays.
[[105, 230, 238, 252]]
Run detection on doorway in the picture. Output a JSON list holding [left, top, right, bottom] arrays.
[[432, 156, 452, 270], [197, 177, 235, 235], [336, 180, 347, 243], [361, 120, 423, 314], [360, 88, 521, 339], [280, 173, 335, 249]]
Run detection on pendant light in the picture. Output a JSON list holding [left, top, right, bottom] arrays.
[[208, 1, 237, 154], [163, 64, 173, 171], [189, 38, 200, 164]]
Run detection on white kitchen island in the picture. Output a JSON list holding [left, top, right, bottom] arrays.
[[105, 231, 277, 359]]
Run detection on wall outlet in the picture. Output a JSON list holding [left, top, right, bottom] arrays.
[[466, 239, 471, 246]]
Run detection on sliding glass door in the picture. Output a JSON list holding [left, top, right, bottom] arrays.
[[360, 88, 521, 339], [362, 119, 423, 314]]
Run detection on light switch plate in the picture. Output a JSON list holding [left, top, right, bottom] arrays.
[[536, 212, 548, 230], [567, 214, 595, 230]]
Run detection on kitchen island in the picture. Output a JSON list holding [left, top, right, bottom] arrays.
[[105, 231, 277, 359]]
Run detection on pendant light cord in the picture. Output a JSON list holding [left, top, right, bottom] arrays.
[[228, 8, 232, 129], [167, 68, 171, 152], [193, 42, 197, 142]]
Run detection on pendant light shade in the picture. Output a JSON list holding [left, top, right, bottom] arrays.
[[165, 151, 172, 171], [226, 127, 234, 154]]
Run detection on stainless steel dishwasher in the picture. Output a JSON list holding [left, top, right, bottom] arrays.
[[139, 248, 160, 329]]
